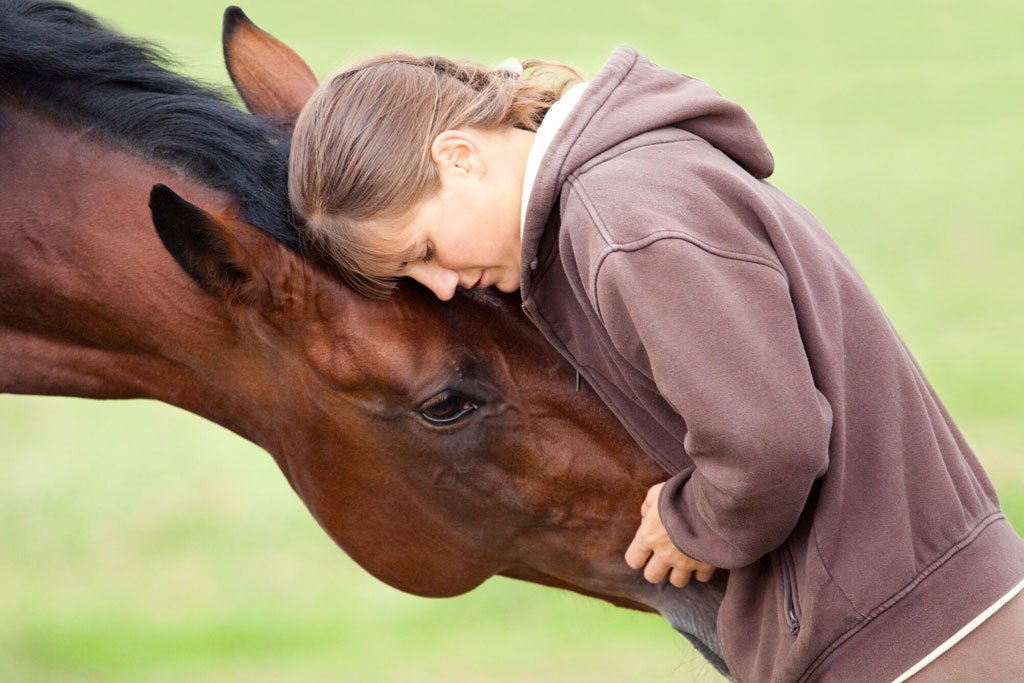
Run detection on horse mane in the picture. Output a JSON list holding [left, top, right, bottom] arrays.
[[0, 0, 299, 248]]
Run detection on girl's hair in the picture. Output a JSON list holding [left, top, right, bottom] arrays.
[[288, 53, 583, 298]]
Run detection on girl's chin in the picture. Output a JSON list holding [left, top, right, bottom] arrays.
[[480, 267, 520, 293], [495, 276, 520, 293]]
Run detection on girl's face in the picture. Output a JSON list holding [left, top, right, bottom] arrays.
[[375, 127, 533, 301]]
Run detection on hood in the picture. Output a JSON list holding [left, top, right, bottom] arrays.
[[520, 45, 774, 295]]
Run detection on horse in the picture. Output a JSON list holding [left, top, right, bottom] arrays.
[[0, 0, 730, 678]]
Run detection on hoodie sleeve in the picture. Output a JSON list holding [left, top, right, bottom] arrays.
[[594, 237, 833, 569]]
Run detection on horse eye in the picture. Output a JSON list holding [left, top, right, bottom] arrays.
[[417, 390, 478, 426]]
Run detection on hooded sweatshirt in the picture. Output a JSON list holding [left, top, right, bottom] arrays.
[[518, 46, 1024, 682]]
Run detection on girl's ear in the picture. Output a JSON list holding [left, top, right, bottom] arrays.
[[430, 130, 484, 177]]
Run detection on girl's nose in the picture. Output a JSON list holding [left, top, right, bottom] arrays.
[[406, 263, 459, 301]]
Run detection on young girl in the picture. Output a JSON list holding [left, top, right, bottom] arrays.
[[287, 48, 1024, 682]]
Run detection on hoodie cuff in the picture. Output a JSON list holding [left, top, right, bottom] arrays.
[[658, 466, 763, 570]]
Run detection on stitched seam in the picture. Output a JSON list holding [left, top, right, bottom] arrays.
[[813, 523, 865, 619], [573, 136, 702, 177], [611, 231, 784, 271], [564, 175, 787, 325], [564, 177, 613, 245], [796, 511, 1007, 683], [587, 232, 787, 323]]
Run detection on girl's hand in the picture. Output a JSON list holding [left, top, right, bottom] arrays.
[[624, 482, 717, 588]]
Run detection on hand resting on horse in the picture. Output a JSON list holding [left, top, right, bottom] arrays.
[[625, 482, 718, 588]]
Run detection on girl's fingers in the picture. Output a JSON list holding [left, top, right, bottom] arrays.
[[624, 531, 652, 570], [641, 482, 663, 516], [695, 565, 716, 582], [643, 556, 671, 584], [668, 567, 692, 588]]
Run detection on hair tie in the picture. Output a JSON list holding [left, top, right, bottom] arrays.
[[494, 57, 524, 79]]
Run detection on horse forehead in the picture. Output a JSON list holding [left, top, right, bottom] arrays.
[[306, 292, 458, 380]]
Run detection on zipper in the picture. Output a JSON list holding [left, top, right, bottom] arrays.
[[522, 303, 582, 392], [521, 316, 677, 474], [780, 542, 801, 636]]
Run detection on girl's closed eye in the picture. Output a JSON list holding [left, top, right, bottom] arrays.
[[397, 243, 432, 272]]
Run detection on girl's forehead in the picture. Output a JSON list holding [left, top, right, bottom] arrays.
[[358, 215, 423, 269], [376, 200, 436, 247], [354, 191, 442, 272]]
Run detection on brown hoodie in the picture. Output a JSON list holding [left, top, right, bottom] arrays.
[[518, 46, 1024, 682]]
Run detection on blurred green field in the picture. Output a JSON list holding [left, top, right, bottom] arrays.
[[2, 0, 1022, 681]]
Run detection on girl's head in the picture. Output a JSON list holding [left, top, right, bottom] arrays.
[[288, 53, 581, 300]]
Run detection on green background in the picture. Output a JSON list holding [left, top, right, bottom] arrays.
[[2, 1, 1022, 681]]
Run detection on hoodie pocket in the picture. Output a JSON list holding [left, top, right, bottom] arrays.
[[780, 541, 801, 636]]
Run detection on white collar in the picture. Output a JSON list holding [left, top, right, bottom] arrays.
[[520, 81, 591, 237]]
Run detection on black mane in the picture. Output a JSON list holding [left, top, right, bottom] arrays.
[[0, 0, 298, 248]]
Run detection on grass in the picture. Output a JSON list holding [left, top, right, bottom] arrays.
[[2, 0, 1022, 681]]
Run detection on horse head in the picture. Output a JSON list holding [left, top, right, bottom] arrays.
[[148, 168, 727, 663]]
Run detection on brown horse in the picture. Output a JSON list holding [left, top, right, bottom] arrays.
[[0, 1, 729, 677]]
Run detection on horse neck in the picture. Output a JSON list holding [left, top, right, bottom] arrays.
[[0, 101, 273, 443]]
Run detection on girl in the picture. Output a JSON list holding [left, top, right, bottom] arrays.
[[287, 48, 1024, 682]]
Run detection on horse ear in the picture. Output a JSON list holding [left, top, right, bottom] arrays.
[[222, 6, 318, 130], [149, 184, 284, 310]]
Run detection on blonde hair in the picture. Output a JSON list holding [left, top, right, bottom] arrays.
[[288, 53, 583, 298]]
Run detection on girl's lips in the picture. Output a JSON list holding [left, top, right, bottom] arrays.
[[477, 270, 487, 288]]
